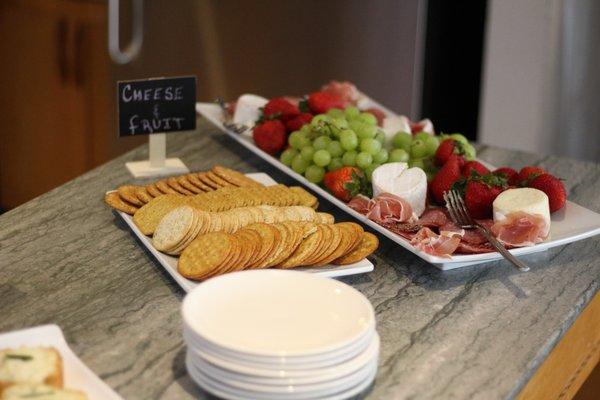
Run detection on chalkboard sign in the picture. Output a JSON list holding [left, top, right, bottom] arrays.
[[117, 76, 196, 136]]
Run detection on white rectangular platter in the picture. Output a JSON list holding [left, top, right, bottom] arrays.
[[0, 325, 122, 400], [115, 172, 373, 292], [197, 101, 600, 270]]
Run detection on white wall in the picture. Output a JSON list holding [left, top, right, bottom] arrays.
[[478, 0, 562, 155]]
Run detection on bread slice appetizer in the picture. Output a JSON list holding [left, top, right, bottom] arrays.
[[0, 347, 62, 392], [1, 383, 87, 399]]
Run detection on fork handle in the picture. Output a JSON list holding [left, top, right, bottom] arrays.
[[476, 226, 530, 272]]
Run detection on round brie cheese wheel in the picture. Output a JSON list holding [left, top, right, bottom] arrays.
[[371, 162, 427, 217], [493, 188, 551, 236]]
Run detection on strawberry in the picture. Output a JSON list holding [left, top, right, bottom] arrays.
[[323, 167, 370, 202], [285, 113, 313, 132], [462, 161, 489, 177], [263, 97, 299, 121], [493, 167, 518, 185], [429, 154, 463, 204], [464, 173, 508, 219], [252, 120, 287, 156], [307, 91, 346, 114], [434, 139, 466, 167], [515, 166, 546, 186], [528, 173, 566, 212]]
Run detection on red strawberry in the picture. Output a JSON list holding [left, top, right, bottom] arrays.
[[516, 166, 546, 186], [434, 139, 466, 167], [464, 180, 504, 219], [493, 167, 518, 185], [307, 91, 346, 114], [252, 120, 287, 156], [285, 113, 313, 132], [528, 173, 566, 212], [263, 97, 299, 121], [430, 154, 463, 204], [323, 167, 370, 202], [462, 161, 489, 177]]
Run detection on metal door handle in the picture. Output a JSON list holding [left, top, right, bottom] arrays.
[[108, 0, 143, 64]]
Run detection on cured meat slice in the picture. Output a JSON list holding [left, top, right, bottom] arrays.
[[410, 118, 435, 135], [321, 81, 360, 105], [366, 193, 414, 224], [491, 211, 548, 247], [348, 195, 373, 215], [410, 227, 461, 258], [455, 242, 495, 254], [417, 208, 448, 228], [380, 221, 421, 240]]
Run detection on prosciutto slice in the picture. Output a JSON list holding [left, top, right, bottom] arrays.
[[418, 208, 448, 228], [366, 193, 414, 224], [321, 81, 360, 105], [491, 211, 548, 247], [410, 227, 461, 258], [348, 195, 373, 215]]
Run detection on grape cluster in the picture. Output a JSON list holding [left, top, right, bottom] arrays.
[[280, 107, 387, 184]]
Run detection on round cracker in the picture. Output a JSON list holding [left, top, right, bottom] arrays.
[[167, 177, 194, 195], [332, 232, 379, 265], [153, 206, 197, 252], [156, 180, 179, 194], [314, 224, 356, 266], [187, 173, 212, 192], [117, 185, 144, 207], [206, 171, 234, 187], [278, 227, 323, 269], [229, 229, 261, 271], [212, 165, 262, 187], [104, 191, 138, 215], [198, 172, 220, 189], [303, 225, 335, 265], [136, 186, 154, 204], [177, 175, 204, 194], [146, 183, 163, 198], [245, 223, 280, 269], [178, 232, 236, 280]]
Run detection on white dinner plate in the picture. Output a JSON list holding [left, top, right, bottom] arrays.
[[186, 333, 380, 380], [186, 353, 377, 400], [197, 100, 600, 270], [112, 172, 374, 292], [0, 325, 122, 400], [182, 270, 375, 357]]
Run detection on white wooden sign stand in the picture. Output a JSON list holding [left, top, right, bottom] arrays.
[[125, 133, 189, 178]]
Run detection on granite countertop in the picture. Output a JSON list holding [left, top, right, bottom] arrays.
[[0, 119, 598, 399]]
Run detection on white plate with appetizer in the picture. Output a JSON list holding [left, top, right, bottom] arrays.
[[113, 172, 374, 292], [0, 325, 121, 400], [196, 81, 600, 269]]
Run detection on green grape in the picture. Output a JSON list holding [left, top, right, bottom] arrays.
[[356, 125, 377, 140], [300, 146, 316, 163], [410, 139, 428, 159], [392, 132, 412, 150], [280, 148, 298, 166], [375, 130, 385, 144], [342, 150, 358, 166], [408, 158, 426, 170], [423, 135, 440, 156], [373, 148, 389, 164], [331, 117, 349, 131], [305, 165, 325, 183], [291, 154, 308, 174], [414, 131, 431, 142], [327, 140, 344, 157], [356, 152, 373, 169], [313, 149, 331, 167], [328, 157, 344, 171], [360, 138, 382, 155], [289, 131, 310, 150], [311, 114, 330, 126], [359, 112, 377, 125], [389, 148, 410, 163], [300, 124, 312, 135], [313, 136, 332, 150], [348, 120, 364, 133], [365, 163, 381, 182], [344, 106, 360, 119], [463, 142, 476, 160], [450, 133, 469, 145], [340, 130, 358, 150], [327, 108, 344, 118]]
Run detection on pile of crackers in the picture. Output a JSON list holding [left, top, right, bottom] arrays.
[[152, 205, 332, 255], [105, 165, 264, 215], [178, 222, 379, 281]]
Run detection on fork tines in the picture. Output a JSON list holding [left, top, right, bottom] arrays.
[[444, 190, 475, 228]]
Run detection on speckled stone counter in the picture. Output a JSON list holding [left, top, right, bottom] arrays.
[[0, 119, 598, 399]]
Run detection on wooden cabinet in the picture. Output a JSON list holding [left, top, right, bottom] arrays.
[[0, 0, 144, 210]]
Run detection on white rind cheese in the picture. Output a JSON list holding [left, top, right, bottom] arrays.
[[232, 94, 268, 137], [492, 188, 551, 236], [371, 162, 427, 217]]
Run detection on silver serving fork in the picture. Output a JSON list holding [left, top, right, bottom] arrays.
[[443, 190, 530, 272], [214, 98, 249, 134]]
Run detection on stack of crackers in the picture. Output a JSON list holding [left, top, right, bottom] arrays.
[[178, 222, 379, 281], [104, 165, 264, 215], [152, 205, 331, 255]]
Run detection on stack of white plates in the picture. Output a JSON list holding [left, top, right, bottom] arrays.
[[182, 270, 378, 400]]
